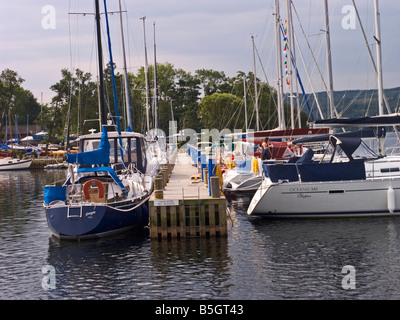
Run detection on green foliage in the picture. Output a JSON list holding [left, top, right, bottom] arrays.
[[1, 64, 345, 141], [198, 93, 243, 130], [0, 69, 41, 131], [49, 68, 98, 137]]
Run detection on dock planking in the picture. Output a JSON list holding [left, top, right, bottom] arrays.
[[149, 152, 227, 241]]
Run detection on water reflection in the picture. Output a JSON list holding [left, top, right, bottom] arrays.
[[0, 170, 66, 300], [248, 216, 400, 299], [4, 170, 400, 299], [45, 230, 150, 299], [43, 233, 230, 300], [150, 238, 230, 299]]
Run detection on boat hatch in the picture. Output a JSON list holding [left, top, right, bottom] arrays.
[[328, 190, 345, 194]]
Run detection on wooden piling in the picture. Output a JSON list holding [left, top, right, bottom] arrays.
[[204, 169, 208, 187], [149, 198, 227, 240], [210, 177, 220, 198], [154, 177, 164, 199], [161, 169, 168, 187]]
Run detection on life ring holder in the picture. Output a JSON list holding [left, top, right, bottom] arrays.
[[83, 179, 105, 200]]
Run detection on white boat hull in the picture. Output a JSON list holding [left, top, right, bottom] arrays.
[[247, 177, 400, 218], [365, 156, 400, 178], [0, 158, 32, 171]]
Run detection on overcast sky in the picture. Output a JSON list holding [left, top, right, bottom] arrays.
[[1, 0, 400, 106]]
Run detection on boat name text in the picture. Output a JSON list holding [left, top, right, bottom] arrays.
[[86, 211, 96, 218], [297, 193, 311, 199], [289, 187, 318, 193]]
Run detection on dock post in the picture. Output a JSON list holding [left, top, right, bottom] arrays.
[[207, 155, 215, 197], [160, 169, 167, 187], [163, 164, 170, 176], [210, 177, 220, 198], [201, 153, 207, 180], [154, 177, 164, 199]]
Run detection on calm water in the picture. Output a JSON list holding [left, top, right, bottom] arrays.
[[2, 169, 400, 300]]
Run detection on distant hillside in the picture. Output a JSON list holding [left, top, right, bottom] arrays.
[[287, 87, 400, 120]]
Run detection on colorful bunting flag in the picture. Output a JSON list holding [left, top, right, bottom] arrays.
[[283, 19, 290, 85]]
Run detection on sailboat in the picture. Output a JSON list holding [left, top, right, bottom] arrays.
[[0, 157, 32, 171], [247, 115, 400, 218], [223, 0, 330, 201], [43, 0, 152, 240], [0, 114, 32, 171], [247, 0, 400, 218]]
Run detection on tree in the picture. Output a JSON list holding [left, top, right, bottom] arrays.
[[11, 88, 41, 125], [198, 93, 243, 131], [173, 68, 201, 132], [0, 69, 24, 111], [0, 69, 42, 136], [133, 63, 202, 134], [0, 69, 25, 128], [39, 103, 63, 151], [49, 68, 98, 137], [195, 69, 231, 96], [132, 62, 179, 134]]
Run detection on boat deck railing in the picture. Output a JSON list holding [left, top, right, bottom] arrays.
[[66, 179, 128, 205]]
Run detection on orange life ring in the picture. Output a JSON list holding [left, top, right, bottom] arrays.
[[83, 179, 105, 200]]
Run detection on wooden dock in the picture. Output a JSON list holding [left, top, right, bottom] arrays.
[[30, 158, 64, 169], [149, 151, 227, 241]]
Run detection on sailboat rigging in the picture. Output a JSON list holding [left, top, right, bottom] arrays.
[[43, 0, 157, 240], [118, 0, 133, 132], [247, 0, 400, 218]]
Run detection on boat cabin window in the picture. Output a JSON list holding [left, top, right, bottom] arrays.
[[381, 167, 400, 173], [82, 138, 117, 163], [80, 136, 146, 172], [141, 138, 147, 171], [130, 139, 137, 163]]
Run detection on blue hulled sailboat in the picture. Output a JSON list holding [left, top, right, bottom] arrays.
[[43, 0, 154, 239]]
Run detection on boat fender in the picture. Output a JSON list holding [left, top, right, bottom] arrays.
[[212, 164, 224, 188], [251, 157, 259, 173], [387, 186, 395, 213], [225, 156, 233, 169], [83, 179, 105, 200], [68, 164, 75, 184]]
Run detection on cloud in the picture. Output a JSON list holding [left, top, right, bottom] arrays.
[[1, 0, 400, 105]]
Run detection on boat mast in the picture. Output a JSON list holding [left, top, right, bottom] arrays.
[[323, 0, 335, 119], [141, 16, 150, 132], [118, 0, 133, 132], [153, 22, 159, 130], [95, 0, 106, 126], [352, 0, 399, 141], [285, 0, 295, 129], [374, 0, 386, 155], [275, 0, 285, 130], [251, 35, 259, 131], [374, 0, 384, 116], [243, 76, 248, 132]]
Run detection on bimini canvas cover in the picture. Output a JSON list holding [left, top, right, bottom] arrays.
[[330, 136, 361, 160], [44, 186, 66, 205], [298, 161, 366, 182], [292, 127, 385, 145], [65, 126, 110, 165], [313, 114, 400, 127]]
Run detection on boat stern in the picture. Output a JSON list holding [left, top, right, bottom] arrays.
[[45, 203, 107, 238]]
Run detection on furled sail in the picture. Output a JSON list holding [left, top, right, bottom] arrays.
[[65, 126, 110, 165]]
